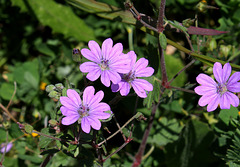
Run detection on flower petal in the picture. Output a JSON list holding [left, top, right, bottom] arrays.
[[81, 117, 91, 133], [86, 68, 101, 81], [220, 92, 239, 109], [90, 102, 111, 113], [196, 74, 217, 87], [101, 70, 111, 87], [61, 114, 80, 125], [228, 82, 240, 93], [111, 83, 120, 92], [213, 62, 223, 83], [107, 70, 121, 84], [108, 43, 123, 60], [135, 67, 154, 77], [206, 93, 220, 112], [88, 90, 104, 107], [83, 86, 95, 105], [80, 62, 99, 73], [198, 91, 218, 107], [194, 85, 216, 95], [90, 112, 111, 120], [88, 117, 101, 130], [132, 79, 153, 91], [227, 72, 240, 85], [132, 79, 153, 98], [110, 54, 131, 73], [102, 38, 113, 60], [127, 51, 137, 67], [133, 58, 148, 72], [222, 63, 231, 83], [60, 96, 78, 111], [88, 40, 101, 61], [67, 89, 81, 107], [119, 81, 131, 96], [60, 106, 78, 116], [81, 48, 99, 63]]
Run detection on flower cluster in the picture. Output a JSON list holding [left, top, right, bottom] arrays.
[[195, 62, 240, 112], [80, 38, 154, 97], [60, 38, 154, 133]]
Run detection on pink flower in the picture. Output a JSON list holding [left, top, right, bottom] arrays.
[[0, 142, 13, 153], [60, 86, 111, 133], [111, 51, 154, 98], [80, 38, 131, 87], [195, 62, 240, 112]]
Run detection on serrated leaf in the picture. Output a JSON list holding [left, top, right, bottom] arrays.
[[11, 0, 96, 42], [39, 128, 53, 148], [24, 124, 33, 134]]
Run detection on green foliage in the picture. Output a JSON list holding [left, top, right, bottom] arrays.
[[11, 0, 96, 42], [1, 0, 240, 166], [148, 117, 183, 146]]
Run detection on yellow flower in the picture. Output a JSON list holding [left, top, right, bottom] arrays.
[[31, 132, 39, 137], [40, 82, 47, 91]]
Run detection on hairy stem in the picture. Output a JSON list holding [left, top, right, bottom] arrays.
[[157, 0, 166, 32]]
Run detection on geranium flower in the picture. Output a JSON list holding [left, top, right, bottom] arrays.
[[194, 62, 240, 112], [80, 38, 131, 87], [60, 86, 111, 133], [111, 51, 154, 98], [0, 142, 13, 153]]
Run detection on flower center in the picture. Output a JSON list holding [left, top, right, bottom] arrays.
[[77, 105, 89, 123], [122, 71, 136, 82], [217, 83, 228, 95], [99, 59, 109, 70]]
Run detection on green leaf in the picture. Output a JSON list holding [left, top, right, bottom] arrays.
[[39, 128, 53, 148], [11, 0, 96, 42], [13, 59, 39, 87], [148, 117, 183, 146], [218, 106, 239, 126], [165, 53, 187, 87], [143, 76, 160, 108], [159, 33, 167, 49], [9, 123, 24, 138], [18, 154, 43, 163], [0, 82, 16, 101], [165, 120, 215, 167], [24, 124, 33, 134]]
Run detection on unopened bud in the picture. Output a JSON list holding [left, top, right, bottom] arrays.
[[46, 84, 56, 92], [72, 48, 82, 62]]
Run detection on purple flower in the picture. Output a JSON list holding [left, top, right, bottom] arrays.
[[0, 142, 13, 153], [80, 38, 131, 87], [111, 51, 154, 98], [194, 62, 240, 112], [60, 86, 111, 133]]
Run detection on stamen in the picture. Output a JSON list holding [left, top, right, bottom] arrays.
[[99, 59, 109, 70]]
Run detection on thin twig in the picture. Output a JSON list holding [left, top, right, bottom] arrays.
[[0, 104, 18, 123], [98, 112, 140, 147], [113, 115, 126, 141], [168, 59, 196, 85], [170, 86, 195, 94], [103, 124, 134, 162], [6, 82, 17, 110]]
